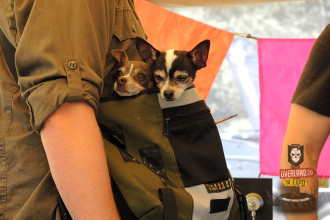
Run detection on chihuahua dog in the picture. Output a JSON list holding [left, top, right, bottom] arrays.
[[111, 49, 154, 96], [136, 38, 210, 101]]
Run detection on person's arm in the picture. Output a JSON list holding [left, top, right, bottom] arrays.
[[40, 102, 120, 220], [280, 104, 330, 220]]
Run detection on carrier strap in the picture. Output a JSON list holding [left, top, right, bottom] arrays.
[[158, 188, 178, 220], [234, 185, 249, 220], [58, 198, 72, 220]]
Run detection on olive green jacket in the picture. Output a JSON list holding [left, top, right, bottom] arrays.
[[0, 0, 145, 219]]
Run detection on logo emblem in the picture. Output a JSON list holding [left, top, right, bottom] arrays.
[[288, 144, 304, 168], [279, 168, 315, 179], [282, 178, 308, 187]]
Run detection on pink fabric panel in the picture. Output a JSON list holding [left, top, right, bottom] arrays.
[[258, 39, 330, 177]]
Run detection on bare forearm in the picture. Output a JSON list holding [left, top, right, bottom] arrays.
[[40, 102, 119, 220], [280, 104, 330, 219]]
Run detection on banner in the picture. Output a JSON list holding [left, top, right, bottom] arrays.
[[259, 39, 330, 177], [135, 0, 234, 100]]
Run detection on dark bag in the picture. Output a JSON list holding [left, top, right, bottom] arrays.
[[98, 87, 247, 220]]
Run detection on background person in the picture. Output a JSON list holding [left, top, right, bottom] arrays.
[[280, 24, 330, 220]]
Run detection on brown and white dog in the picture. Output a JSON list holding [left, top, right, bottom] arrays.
[[135, 38, 210, 101], [111, 49, 154, 96]]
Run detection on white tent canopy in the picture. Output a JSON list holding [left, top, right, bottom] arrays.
[[148, 0, 302, 7]]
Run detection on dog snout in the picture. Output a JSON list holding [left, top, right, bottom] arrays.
[[118, 76, 127, 85], [164, 91, 174, 100]]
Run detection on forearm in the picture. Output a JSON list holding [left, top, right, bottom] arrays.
[[40, 102, 119, 220], [280, 104, 330, 219]]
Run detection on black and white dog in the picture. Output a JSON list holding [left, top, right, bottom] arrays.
[[136, 38, 210, 101]]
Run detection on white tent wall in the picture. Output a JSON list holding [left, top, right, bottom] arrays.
[[164, 0, 329, 38], [149, 0, 303, 7], [163, 0, 329, 140]]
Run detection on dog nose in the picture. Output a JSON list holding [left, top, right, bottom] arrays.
[[164, 91, 174, 100], [118, 77, 127, 85]]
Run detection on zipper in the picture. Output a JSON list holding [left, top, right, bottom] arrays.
[[163, 108, 210, 136], [163, 118, 170, 136]]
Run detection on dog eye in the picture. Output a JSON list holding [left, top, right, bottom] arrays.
[[116, 70, 122, 77], [177, 75, 188, 82], [155, 75, 164, 81], [137, 73, 146, 80]]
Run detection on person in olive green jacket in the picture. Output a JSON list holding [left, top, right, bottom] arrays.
[[0, 0, 146, 219]]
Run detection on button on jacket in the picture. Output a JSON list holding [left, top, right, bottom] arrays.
[[0, 0, 146, 219]]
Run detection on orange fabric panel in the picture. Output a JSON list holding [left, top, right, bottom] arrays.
[[134, 0, 233, 100]]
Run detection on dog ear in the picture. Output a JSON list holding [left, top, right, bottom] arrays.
[[136, 37, 160, 66], [111, 49, 129, 63], [188, 40, 210, 70]]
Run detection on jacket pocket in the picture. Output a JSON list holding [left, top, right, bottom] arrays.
[[162, 101, 230, 187]]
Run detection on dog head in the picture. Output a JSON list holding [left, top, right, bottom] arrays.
[[136, 38, 210, 101], [111, 49, 153, 96]]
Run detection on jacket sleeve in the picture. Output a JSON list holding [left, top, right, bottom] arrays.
[[13, 0, 114, 131]]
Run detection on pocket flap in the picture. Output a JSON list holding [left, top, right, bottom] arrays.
[[114, 6, 145, 41]]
